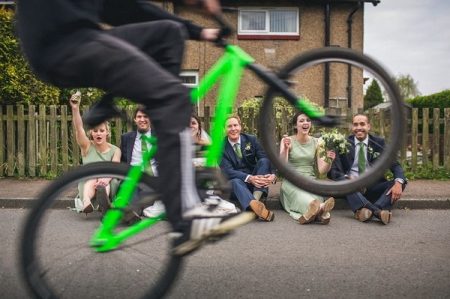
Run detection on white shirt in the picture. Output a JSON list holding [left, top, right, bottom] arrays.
[[228, 137, 250, 182], [131, 130, 158, 176], [350, 136, 369, 178]]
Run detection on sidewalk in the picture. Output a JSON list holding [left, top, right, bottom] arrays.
[[0, 177, 449, 210]]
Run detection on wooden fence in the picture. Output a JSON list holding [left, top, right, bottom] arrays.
[[0, 105, 449, 177]]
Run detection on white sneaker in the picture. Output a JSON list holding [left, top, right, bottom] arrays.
[[183, 194, 239, 219], [172, 209, 255, 256], [203, 195, 240, 214], [143, 200, 166, 218]]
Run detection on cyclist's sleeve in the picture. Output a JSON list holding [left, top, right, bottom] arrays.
[[101, 0, 203, 40]]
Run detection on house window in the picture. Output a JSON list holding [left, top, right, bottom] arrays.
[[180, 71, 198, 88], [238, 8, 299, 40]]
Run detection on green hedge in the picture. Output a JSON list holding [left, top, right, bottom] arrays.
[[0, 8, 105, 105], [407, 90, 450, 109]]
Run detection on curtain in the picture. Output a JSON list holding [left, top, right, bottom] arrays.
[[270, 10, 297, 33]]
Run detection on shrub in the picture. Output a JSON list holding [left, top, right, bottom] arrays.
[[0, 9, 104, 105]]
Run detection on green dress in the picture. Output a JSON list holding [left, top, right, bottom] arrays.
[[280, 137, 324, 220], [74, 143, 119, 212]]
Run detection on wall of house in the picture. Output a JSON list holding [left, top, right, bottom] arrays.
[[173, 1, 365, 115]]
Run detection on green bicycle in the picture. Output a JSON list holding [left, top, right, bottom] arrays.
[[20, 11, 404, 299]]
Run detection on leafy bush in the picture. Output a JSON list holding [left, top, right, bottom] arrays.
[[0, 9, 105, 105], [407, 90, 450, 109]]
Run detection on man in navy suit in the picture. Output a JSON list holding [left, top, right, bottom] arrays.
[[120, 106, 165, 218], [220, 116, 275, 222], [328, 114, 406, 224]]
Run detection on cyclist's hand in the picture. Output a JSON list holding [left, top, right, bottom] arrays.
[[200, 28, 220, 41]]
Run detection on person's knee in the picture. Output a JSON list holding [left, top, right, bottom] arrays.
[[230, 178, 244, 188], [255, 157, 271, 173]]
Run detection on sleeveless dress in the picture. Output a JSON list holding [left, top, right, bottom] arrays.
[[280, 137, 324, 220], [74, 143, 119, 212]]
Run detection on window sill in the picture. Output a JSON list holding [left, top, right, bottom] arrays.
[[237, 34, 300, 40]]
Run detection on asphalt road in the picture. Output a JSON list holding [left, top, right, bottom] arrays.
[[1, 208, 449, 298]]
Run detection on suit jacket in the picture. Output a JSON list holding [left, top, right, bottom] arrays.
[[328, 134, 406, 185], [220, 133, 269, 182], [120, 131, 138, 164]]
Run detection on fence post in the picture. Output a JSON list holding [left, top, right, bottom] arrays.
[[39, 105, 47, 176], [411, 108, 418, 171], [432, 108, 440, 170], [28, 105, 36, 177], [114, 117, 121, 147], [61, 105, 69, 172], [6, 105, 15, 176], [17, 105, 25, 176], [49, 105, 58, 175], [0, 106, 3, 176], [422, 108, 429, 165], [444, 108, 450, 171]]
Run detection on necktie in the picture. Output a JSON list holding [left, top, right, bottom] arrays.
[[358, 142, 366, 174], [141, 135, 153, 176], [234, 143, 242, 159]]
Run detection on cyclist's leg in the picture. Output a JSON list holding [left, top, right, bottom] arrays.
[[45, 26, 197, 226], [105, 20, 186, 76]]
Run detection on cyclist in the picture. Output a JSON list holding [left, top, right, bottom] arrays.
[[16, 0, 245, 255]]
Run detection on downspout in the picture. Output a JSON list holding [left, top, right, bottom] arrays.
[[324, 3, 331, 108], [346, 3, 361, 108]]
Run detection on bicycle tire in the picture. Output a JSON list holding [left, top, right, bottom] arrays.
[[260, 47, 405, 196], [20, 162, 182, 299]]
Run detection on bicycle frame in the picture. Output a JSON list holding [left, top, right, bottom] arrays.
[[91, 44, 324, 252], [90, 135, 165, 252]]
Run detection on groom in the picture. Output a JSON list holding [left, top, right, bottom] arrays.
[[328, 114, 407, 224], [220, 115, 275, 221]]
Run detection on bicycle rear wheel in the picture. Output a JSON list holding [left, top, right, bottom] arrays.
[[260, 47, 405, 196], [20, 162, 182, 299]]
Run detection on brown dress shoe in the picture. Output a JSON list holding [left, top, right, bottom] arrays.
[[355, 208, 372, 222], [317, 197, 335, 225], [249, 200, 274, 222], [379, 210, 392, 225], [299, 199, 321, 224]]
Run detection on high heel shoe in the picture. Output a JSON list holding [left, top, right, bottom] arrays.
[[299, 199, 321, 224], [317, 197, 335, 225], [82, 203, 94, 215]]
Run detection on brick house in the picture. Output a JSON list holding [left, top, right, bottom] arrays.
[[161, 0, 380, 115]]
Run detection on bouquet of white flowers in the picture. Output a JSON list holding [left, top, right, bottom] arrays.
[[318, 129, 350, 163]]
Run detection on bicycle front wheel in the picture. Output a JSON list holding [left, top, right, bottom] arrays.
[[20, 162, 182, 299], [260, 47, 405, 196]]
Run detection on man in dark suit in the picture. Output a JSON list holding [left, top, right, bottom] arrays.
[[328, 114, 406, 224], [220, 116, 275, 222], [120, 106, 164, 218]]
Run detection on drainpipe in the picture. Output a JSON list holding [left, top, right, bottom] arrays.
[[324, 3, 331, 108], [346, 3, 361, 108]]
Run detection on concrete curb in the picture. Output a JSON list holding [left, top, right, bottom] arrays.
[[264, 197, 450, 210], [2, 196, 449, 210]]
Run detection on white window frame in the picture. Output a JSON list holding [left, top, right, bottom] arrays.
[[180, 71, 199, 88], [238, 7, 299, 36]]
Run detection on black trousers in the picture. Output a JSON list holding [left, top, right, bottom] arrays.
[[40, 20, 197, 226]]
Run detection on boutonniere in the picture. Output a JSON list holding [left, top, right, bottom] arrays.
[[367, 146, 380, 159], [244, 142, 252, 151]]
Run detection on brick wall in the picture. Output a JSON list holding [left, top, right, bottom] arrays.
[[171, 1, 365, 115]]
